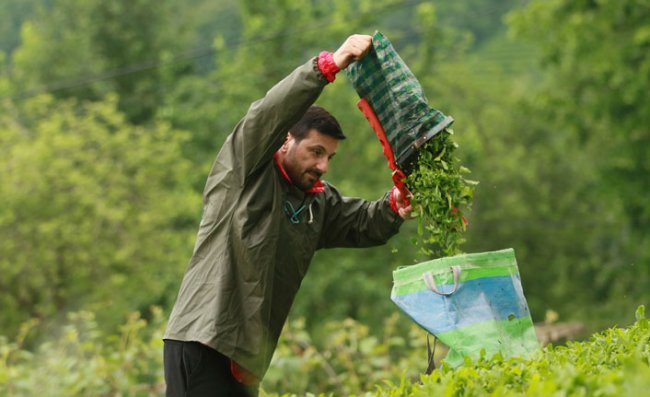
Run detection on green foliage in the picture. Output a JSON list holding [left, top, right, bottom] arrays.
[[371, 306, 650, 397], [1, 307, 647, 396], [0, 308, 166, 396], [9, 0, 194, 123], [0, 0, 44, 56], [261, 314, 434, 396], [444, 58, 633, 326], [0, 308, 432, 396], [499, 0, 650, 326], [1, 0, 649, 381], [0, 95, 200, 337], [406, 129, 477, 257], [433, 0, 522, 49], [507, 0, 650, 230], [10, 0, 103, 99]]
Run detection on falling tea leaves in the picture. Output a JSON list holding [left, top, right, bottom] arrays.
[[406, 128, 478, 258]]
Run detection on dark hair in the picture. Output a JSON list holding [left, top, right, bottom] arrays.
[[290, 105, 346, 141]]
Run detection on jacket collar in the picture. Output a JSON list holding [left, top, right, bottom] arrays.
[[273, 152, 325, 193]]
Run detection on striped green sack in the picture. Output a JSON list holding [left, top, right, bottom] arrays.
[[391, 249, 540, 367], [346, 31, 453, 174]]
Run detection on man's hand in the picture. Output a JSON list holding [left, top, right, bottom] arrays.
[[332, 34, 373, 70], [392, 188, 413, 220]]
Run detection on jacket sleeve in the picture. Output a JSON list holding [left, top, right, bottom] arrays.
[[204, 58, 328, 196], [318, 184, 404, 249]]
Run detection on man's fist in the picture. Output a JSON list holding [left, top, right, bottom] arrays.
[[392, 187, 413, 220], [332, 34, 373, 70]]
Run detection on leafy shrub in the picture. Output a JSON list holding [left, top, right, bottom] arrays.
[[0, 308, 435, 397], [0, 308, 166, 396], [0, 95, 200, 338], [261, 314, 439, 396], [2, 307, 647, 397], [371, 306, 650, 397]]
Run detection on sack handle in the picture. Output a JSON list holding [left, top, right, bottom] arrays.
[[422, 266, 461, 296], [425, 333, 437, 375]]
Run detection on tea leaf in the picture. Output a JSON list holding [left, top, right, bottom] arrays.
[[406, 128, 477, 258]]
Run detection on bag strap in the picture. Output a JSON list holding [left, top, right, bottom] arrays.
[[357, 98, 411, 206], [422, 265, 461, 296], [425, 333, 437, 375]]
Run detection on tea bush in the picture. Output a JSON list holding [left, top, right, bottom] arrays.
[[369, 306, 650, 397], [261, 314, 438, 395], [0, 309, 167, 396], [0, 309, 436, 396], [1, 307, 647, 396]]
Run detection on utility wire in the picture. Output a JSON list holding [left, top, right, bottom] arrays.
[[4, 0, 431, 100], [3, 0, 526, 101]]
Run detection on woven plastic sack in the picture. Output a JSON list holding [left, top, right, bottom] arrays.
[[391, 249, 540, 367], [346, 31, 454, 175]]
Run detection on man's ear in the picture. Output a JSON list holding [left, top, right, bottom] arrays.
[[281, 132, 294, 152]]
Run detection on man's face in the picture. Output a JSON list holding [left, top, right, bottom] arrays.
[[279, 129, 339, 191]]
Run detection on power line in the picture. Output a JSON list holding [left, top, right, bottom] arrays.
[[4, 0, 433, 101], [3, 0, 531, 101]]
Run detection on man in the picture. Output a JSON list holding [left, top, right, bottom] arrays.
[[163, 34, 412, 396]]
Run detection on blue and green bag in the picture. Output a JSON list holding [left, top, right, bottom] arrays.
[[391, 248, 540, 367]]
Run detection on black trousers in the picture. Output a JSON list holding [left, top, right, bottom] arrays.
[[163, 340, 258, 397]]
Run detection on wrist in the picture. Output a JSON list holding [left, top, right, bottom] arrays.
[[389, 186, 400, 214], [317, 51, 341, 83]]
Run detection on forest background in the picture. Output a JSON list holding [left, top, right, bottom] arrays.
[[1, 0, 648, 393]]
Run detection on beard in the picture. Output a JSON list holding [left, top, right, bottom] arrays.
[[281, 144, 324, 190], [293, 167, 322, 190], [284, 156, 322, 190]]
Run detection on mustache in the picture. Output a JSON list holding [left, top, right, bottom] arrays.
[[306, 168, 322, 178]]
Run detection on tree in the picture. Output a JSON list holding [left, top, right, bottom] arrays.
[[9, 0, 194, 123], [502, 0, 650, 325], [0, 0, 45, 56], [0, 95, 200, 337]]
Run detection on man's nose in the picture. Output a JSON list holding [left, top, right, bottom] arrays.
[[316, 157, 329, 175]]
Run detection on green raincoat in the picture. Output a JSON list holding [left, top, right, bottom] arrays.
[[164, 57, 404, 379]]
